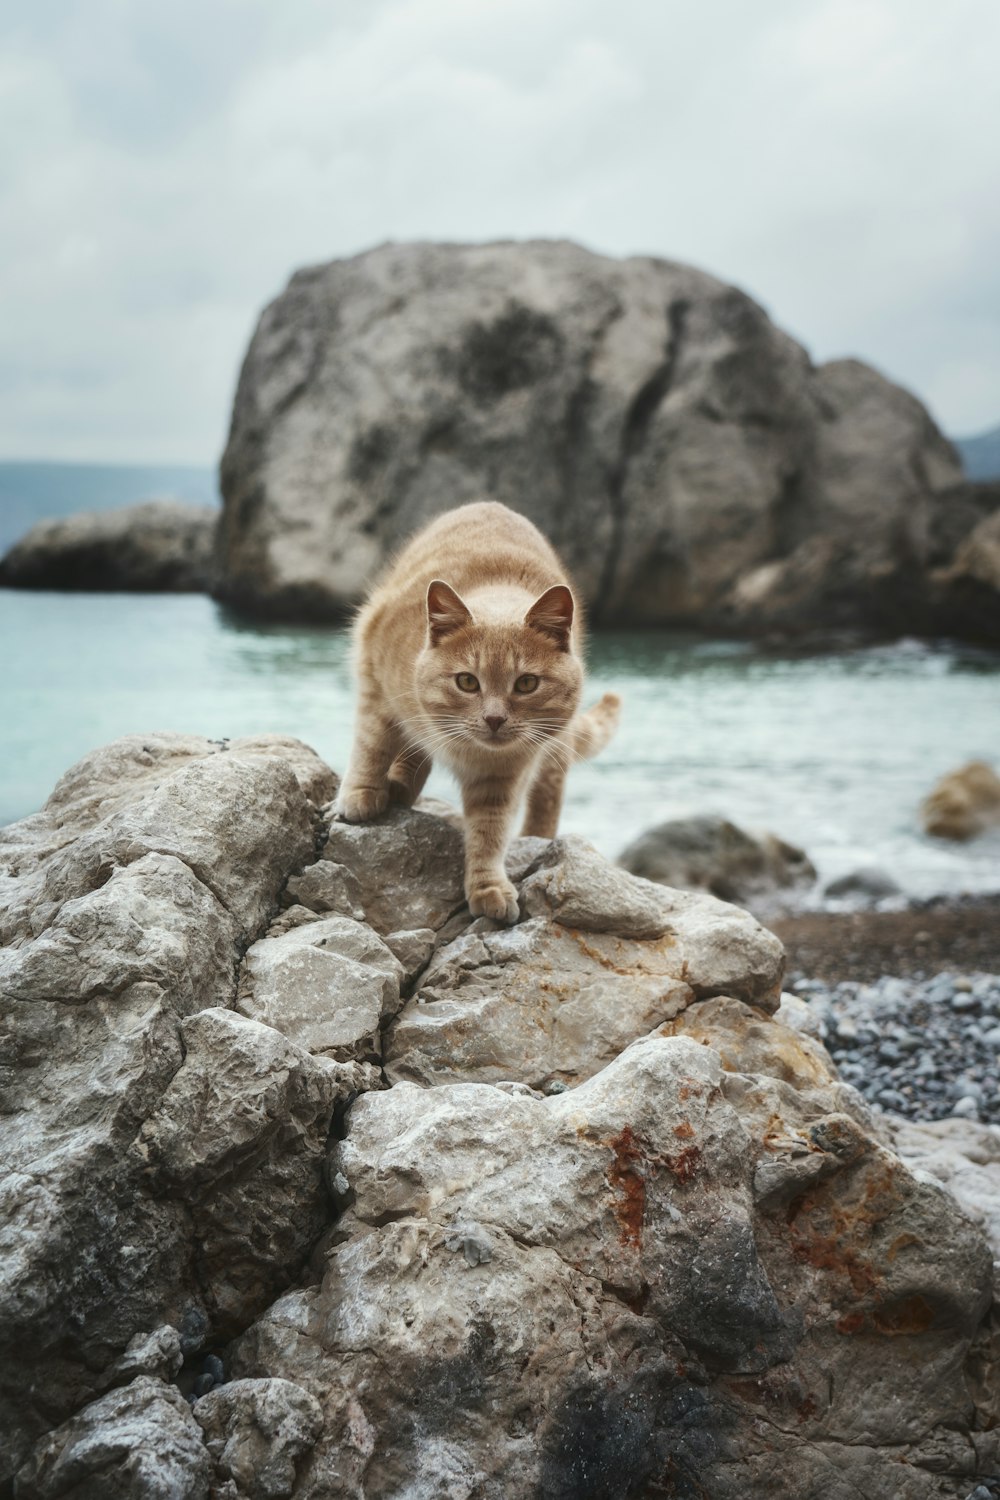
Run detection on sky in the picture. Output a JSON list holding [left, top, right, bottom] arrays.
[[1, 0, 998, 465]]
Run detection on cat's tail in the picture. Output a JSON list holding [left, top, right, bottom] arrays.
[[566, 691, 621, 762]]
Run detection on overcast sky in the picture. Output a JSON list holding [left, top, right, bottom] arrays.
[[2, 0, 998, 464]]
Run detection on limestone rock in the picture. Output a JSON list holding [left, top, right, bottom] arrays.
[[193, 1378, 323, 1500], [14, 1377, 210, 1499], [234, 1026, 995, 1498], [6, 732, 1000, 1497], [215, 240, 984, 641], [892, 1116, 1000, 1257], [319, 804, 468, 935], [921, 760, 1000, 840], [236, 917, 404, 1060], [283, 861, 364, 921], [0, 500, 216, 593], [386, 838, 784, 1090], [0, 733, 337, 1478], [618, 813, 816, 910]]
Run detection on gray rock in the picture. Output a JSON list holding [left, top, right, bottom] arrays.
[[320, 804, 467, 935], [215, 240, 978, 640], [932, 498, 1000, 640], [823, 865, 903, 904], [385, 839, 784, 1090], [0, 500, 217, 593], [103, 1326, 184, 1387], [381, 927, 436, 985], [233, 1025, 996, 1497], [0, 733, 337, 1477], [14, 1377, 210, 1499], [618, 813, 816, 909], [193, 1378, 322, 1500], [6, 731, 1000, 1497], [235, 916, 404, 1060], [892, 1117, 1000, 1257], [283, 861, 365, 921]]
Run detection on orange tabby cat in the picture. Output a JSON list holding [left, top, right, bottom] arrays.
[[337, 501, 619, 922]]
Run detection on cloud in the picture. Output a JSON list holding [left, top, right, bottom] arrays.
[[0, 0, 998, 463]]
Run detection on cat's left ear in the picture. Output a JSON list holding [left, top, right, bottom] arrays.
[[525, 585, 574, 650]]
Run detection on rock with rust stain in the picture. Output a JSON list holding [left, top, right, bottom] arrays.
[[385, 839, 784, 1090], [6, 735, 1000, 1498], [228, 1027, 997, 1496]]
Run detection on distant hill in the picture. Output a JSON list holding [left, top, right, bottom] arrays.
[[955, 424, 1000, 481], [0, 461, 218, 553]]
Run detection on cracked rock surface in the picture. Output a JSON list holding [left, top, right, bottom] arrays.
[[3, 732, 999, 1496], [213, 240, 996, 642]]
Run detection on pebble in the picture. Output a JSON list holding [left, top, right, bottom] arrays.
[[788, 969, 1000, 1126]]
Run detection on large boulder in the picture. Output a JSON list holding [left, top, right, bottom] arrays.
[[5, 734, 1000, 1496], [0, 500, 217, 592], [215, 239, 987, 638]]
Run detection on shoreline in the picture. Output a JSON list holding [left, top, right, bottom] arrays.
[[771, 893, 1000, 984]]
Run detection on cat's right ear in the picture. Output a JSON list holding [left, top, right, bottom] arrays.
[[426, 580, 473, 644]]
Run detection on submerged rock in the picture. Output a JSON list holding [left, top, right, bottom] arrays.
[[3, 732, 999, 1495], [823, 865, 904, 905], [214, 239, 995, 641], [0, 499, 217, 592]]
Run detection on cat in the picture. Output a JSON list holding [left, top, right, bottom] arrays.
[[336, 501, 620, 923]]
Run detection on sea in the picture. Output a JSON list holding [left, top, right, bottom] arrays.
[[2, 462, 999, 902]]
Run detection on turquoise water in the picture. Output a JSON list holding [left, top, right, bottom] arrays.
[[2, 590, 999, 900]]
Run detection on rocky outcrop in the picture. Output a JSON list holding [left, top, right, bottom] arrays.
[[0, 499, 217, 592], [931, 492, 1000, 641], [215, 239, 999, 641], [922, 761, 1000, 840], [618, 812, 816, 910], [3, 732, 999, 1496]]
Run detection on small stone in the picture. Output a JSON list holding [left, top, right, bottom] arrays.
[[193, 1373, 215, 1396], [951, 1096, 980, 1119]]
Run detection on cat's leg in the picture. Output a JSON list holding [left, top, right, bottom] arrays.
[[387, 747, 432, 807], [461, 772, 524, 923], [337, 689, 404, 822], [521, 746, 567, 839], [522, 693, 621, 837]]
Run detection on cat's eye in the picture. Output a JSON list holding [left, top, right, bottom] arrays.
[[514, 674, 539, 694], [455, 672, 480, 693]]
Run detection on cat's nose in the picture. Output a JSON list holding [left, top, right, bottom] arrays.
[[484, 714, 507, 734]]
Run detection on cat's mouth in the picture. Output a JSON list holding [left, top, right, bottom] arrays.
[[477, 727, 519, 748]]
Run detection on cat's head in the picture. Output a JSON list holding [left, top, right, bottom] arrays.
[[414, 580, 583, 758]]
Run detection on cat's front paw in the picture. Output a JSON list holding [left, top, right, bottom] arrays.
[[335, 785, 390, 823], [467, 878, 520, 924]]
